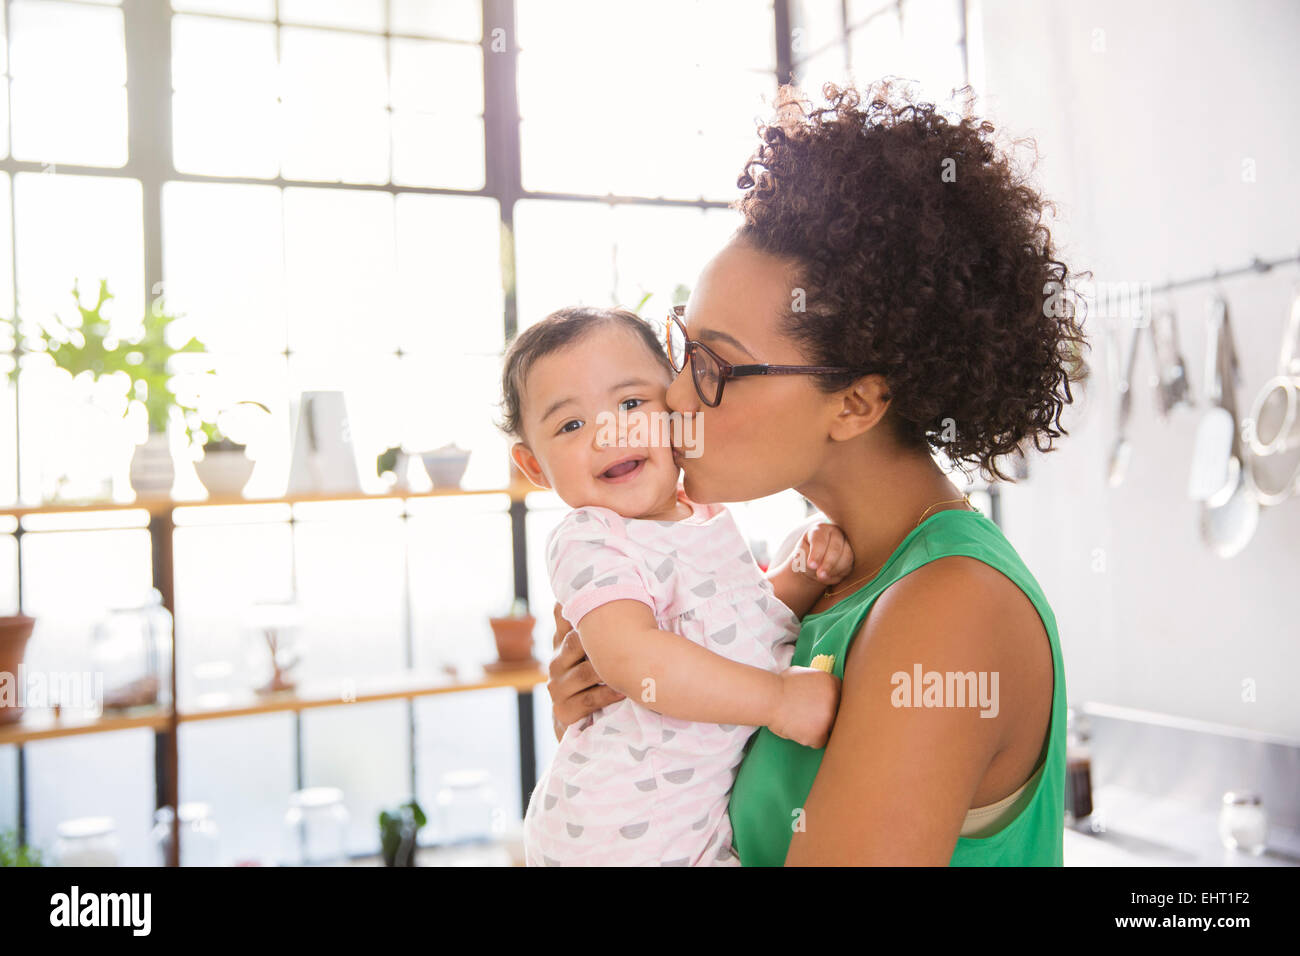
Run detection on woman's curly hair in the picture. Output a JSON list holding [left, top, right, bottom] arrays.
[[735, 80, 1089, 481]]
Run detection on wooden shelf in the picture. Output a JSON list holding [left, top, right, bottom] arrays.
[[0, 705, 172, 746], [178, 665, 547, 723], [0, 481, 544, 520], [0, 666, 546, 746]]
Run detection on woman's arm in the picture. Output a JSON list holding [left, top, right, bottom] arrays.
[[784, 556, 1039, 864], [575, 599, 840, 748]]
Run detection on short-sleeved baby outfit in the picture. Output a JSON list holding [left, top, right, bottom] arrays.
[[523, 486, 800, 867]]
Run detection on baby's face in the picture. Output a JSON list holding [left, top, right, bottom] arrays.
[[512, 323, 682, 517]]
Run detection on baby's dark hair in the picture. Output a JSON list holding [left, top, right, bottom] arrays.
[[735, 80, 1089, 481], [496, 306, 673, 442]]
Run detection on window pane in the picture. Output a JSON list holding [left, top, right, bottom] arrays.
[[9, 1, 127, 167], [393, 194, 502, 356], [515, 200, 740, 329], [848, 4, 907, 83], [513, 200, 615, 326], [391, 0, 481, 41], [26, 731, 157, 865], [279, 0, 384, 32], [174, 520, 295, 708], [900, 0, 967, 103], [290, 501, 407, 675], [392, 113, 484, 190], [280, 28, 389, 184], [390, 39, 483, 115], [14, 173, 143, 340], [408, 496, 514, 674], [179, 715, 295, 866], [162, 181, 286, 353], [172, 16, 279, 178], [518, 1, 775, 200], [172, 0, 273, 17], [611, 204, 741, 309], [282, 187, 397, 353], [14, 173, 143, 502], [793, 0, 847, 63]]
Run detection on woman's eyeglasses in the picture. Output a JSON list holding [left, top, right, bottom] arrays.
[[665, 305, 873, 408]]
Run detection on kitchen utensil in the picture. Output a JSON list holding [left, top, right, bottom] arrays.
[[1148, 305, 1191, 417], [1188, 299, 1238, 504], [1242, 288, 1300, 505], [1107, 320, 1143, 487], [1245, 288, 1300, 456], [1197, 299, 1259, 557]]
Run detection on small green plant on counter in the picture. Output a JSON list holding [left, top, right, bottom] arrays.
[[378, 800, 427, 867], [0, 829, 44, 867]]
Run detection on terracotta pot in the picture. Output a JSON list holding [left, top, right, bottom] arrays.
[[0, 615, 36, 725], [488, 615, 536, 663]]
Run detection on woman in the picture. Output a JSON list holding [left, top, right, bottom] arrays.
[[545, 81, 1088, 865]]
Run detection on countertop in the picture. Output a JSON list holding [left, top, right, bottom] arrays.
[[1063, 784, 1300, 867]]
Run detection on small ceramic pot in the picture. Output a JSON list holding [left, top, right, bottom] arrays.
[[422, 446, 471, 489], [488, 615, 536, 663], [130, 432, 175, 497], [195, 446, 256, 497]]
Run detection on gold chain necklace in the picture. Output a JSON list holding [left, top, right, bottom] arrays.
[[821, 494, 973, 598]]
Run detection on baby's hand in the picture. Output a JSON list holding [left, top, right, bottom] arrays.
[[792, 522, 855, 586], [769, 665, 841, 749]]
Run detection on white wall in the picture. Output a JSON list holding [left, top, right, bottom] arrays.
[[969, 0, 1300, 738]]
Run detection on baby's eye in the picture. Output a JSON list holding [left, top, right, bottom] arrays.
[[557, 419, 582, 435], [619, 398, 644, 412]]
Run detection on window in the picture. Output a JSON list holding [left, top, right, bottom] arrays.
[[2, 0, 974, 864]]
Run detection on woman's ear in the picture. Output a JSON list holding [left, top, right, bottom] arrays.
[[510, 441, 552, 489], [828, 373, 892, 442]]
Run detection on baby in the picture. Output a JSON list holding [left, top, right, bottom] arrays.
[[497, 305, 854, 866]]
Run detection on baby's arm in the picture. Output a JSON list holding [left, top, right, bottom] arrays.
[[765, 522, 855, 618], [573, 599, 839, 749]]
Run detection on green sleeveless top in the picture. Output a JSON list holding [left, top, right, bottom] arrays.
[[728, 507, 1065, 866]]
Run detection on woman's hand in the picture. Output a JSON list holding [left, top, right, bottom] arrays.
[[546, 601, 625, 742]]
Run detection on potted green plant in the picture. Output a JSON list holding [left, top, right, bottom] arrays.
[[192, 400, 271, 497], [488, 597, 536, 664], [7, 279, 215, 499], [378, 799, 426, 866], [0, 829, 43, 866], [376, 445, 416, 491], [0, 615, 35, 725]]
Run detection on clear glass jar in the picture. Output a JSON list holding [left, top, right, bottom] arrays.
[[54, 816, 120, 866], [282, 787, 350, 866], [435, 769, 503, 846], [1219, 791, 1267, 855], [151, 802, 221, 866], [92, 588, 173, 711]]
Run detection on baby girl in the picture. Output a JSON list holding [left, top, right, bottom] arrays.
[[497, 305, 853, 866]]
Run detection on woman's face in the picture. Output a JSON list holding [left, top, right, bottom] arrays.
[[667, 235, 846, 504]]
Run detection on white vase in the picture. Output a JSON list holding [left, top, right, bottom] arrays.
[[195, 447, 255, 498], [129, 432, 175, 498]]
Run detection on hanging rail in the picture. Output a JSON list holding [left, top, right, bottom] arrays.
[[1149, 250, 1300, 297]]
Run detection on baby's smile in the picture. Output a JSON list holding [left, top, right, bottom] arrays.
[[597, 454, 649, 483]]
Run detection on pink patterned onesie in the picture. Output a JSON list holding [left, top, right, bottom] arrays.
[[523, 486, 800, 866]]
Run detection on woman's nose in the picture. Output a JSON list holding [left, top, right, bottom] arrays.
[[666, 367, 698, 414]]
